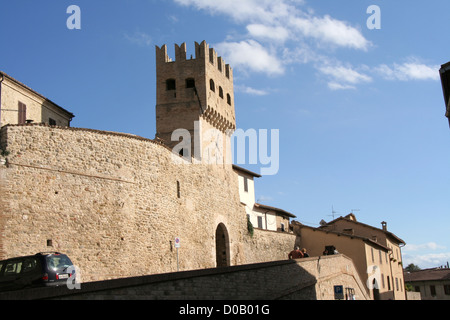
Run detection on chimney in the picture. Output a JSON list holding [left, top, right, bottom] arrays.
[[381, 221, 387, 231]]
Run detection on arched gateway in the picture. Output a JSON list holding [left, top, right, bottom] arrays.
[[215, 223, 230, 267]]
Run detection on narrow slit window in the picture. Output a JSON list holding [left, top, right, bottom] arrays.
[[210, 79, 215, 92], [177, 181, 181, 198]]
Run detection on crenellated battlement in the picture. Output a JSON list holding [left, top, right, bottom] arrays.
[[155, 40, 233, 80]]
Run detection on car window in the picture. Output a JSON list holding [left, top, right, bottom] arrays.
[[46, 255, 72, 270], [4, 260, 23, 275], [22, 258, 38, 273]]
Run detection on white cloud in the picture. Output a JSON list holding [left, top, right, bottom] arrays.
[[327, 82, 356, 91], [403, 252, 450, 269], [375, 60, 440, 81], [246, 24, 290, 43], [317, 63, 372, 90], [235, 85, 269, 96], [403, 242, 449, 269], [214, 40, 284, 75], [176, 0, 369, 50], [403, 242, 446, 252], [289, 15, 371, 51], [123, 30, 152, 47]]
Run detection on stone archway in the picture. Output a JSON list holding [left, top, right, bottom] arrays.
[[215, 223, 230, 267]]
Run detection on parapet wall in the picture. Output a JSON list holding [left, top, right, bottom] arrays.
[[0, 255, 370, 300]]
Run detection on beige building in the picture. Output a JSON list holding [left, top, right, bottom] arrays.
[[233, 164, 295, 233], [293, 213, 407, 300], [440, 62, 450, 128], [0, 71, 74, 127], [404, 267, 450, 300]]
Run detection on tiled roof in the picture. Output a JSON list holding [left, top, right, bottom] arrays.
[[232, 164, 261, 177], [319, 214, 405, 245], [404, 268, 450, 282], [254, 203, 296, 218]]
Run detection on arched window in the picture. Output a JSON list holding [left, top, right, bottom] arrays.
[[210, 79, 215, 92], [186, 78, 195, 88], [227, 94, 231, 105], [166, 79, 176, 91], [219, 86, 224, 98]]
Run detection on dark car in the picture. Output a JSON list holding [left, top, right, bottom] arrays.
[[0, 252, 76, 291]]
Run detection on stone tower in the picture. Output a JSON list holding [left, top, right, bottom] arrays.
[[155, 41, 236, 164]]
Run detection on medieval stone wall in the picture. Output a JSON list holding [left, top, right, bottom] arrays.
[[0, 124, 296, 282]]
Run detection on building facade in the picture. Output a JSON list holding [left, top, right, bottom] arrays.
[[293, 213, 406, 300], [405, 267, 450, 300], [0, 71, 74, 128], [233, 164, 296, 233]]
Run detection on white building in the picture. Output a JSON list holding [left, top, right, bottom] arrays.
[[233, 165, 295, 232]]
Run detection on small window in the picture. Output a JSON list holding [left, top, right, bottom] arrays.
[[177, 181, 181, 198], [166, 79, 176, 91], [210, 79, 215, 92], [219, 86, 224, 99], [186, 78, 195, 88], [47, 239, 53, 247], [22, 258, 38, 273], [18, 102, 27, 124], [4, 260, 22, 275], [444, 285, 450, 295], [257, 216, 263, 229], [430, 285, 436, 296], [243, 177, 248, 192], [227, 94, 231, 105], [49, 118, 57, 126], [280, 223, 285, 232]]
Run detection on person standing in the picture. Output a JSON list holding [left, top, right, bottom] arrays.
[[288, 247, 304, 259]]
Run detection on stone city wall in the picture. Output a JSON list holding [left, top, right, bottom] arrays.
[[0, 124, 296, 282]]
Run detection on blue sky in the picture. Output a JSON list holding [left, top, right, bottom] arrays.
[[1, 0, 449, 269]]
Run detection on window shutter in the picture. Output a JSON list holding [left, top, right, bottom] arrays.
[[18, 102, 27, 124]]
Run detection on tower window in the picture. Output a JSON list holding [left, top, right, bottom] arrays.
[[210, 79, 215, 92], [166, 79, 176, 91], [186, 78, 195, 88], [219, 86, 224, 99], [227, 94, 231, 105]]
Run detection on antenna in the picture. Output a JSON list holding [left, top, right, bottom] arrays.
[[329, 205, 339, 220], [350, 209, 360, 214]]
